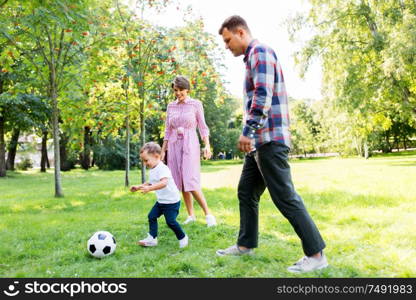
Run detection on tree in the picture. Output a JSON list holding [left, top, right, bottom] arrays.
[[288, 0, 416, 156], [0, 93, 49, 175], [114, 0, 178, 184], [1, 0, 110, 195]]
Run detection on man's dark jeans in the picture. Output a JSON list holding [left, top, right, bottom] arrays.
[[237, 142, 326, 256], [148, 201, 185, 240]]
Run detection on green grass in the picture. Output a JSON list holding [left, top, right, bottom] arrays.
[[0, 151, 415, 278], [200, 159, 244, 173]]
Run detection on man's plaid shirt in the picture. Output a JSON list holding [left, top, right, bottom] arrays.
[[243, 39, 291, 149]]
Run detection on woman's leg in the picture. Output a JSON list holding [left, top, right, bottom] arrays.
[[182, 191, 194, 217], [190, 190, 211, 216], [190, 190, 216, 226]]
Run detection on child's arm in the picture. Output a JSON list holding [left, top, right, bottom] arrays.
[[130, 183, 151, 192], [139, 178, 168, 194]]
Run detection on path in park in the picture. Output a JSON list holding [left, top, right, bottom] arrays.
[[201, 164, 243, 189]]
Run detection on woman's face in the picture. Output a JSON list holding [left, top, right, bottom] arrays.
[[173, 86, 188, 102]]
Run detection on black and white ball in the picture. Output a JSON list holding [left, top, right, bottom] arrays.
[[87, 231, 116, 258]]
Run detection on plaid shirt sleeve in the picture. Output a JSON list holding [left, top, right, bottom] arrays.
[[243, 47, 274, 138]]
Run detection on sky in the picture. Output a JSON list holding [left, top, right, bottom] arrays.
[[143, 0, 322, 100]]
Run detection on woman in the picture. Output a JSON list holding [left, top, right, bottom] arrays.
[[161, 75, 216, 227]]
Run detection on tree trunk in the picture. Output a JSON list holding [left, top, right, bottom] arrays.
[[0, 116, 6, 177], [124, 87, 131, 187], [364, 140, 369, 159], [354, 136, 362, 156], [125, 114, 130, 187], [124, 101, 130, 187], [384, 131, 392, 153], [6, 128, 20, 170], [81, 126, 91, 170], [51, 80, 63, 196], [60, 132, 72, 172], [140, 98, 146, 183], [394, 134, 400, 152], [0, 76, 5, 177], [40, 130, 49, 172]]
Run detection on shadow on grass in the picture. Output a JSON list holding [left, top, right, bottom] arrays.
[[385, 161, 416, 167], [371, 150, 416, 158]]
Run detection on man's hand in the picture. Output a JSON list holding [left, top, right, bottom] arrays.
[[238, 135, 254, 153]]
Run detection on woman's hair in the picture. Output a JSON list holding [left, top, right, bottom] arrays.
[[218, 15, 251, 35], [171, 75, 190, 90], [140, 142, 161, 155]]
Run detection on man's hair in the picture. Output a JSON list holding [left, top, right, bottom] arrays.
[[140, 142, 161, 155], [218, 15, 251, 35], [171, 75, 190, 90]]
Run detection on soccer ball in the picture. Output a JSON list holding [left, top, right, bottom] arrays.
[[87, 231, 116, 258]]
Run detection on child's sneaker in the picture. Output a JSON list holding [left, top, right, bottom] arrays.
[[206, 214, 217, 227], [179, 235, 188, 248], [138, 233, 158, 247], [183, 215, 196, 225], [287, 252, 328, 273]]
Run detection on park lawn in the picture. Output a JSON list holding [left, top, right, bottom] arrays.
[[0, 152, 415, 278]]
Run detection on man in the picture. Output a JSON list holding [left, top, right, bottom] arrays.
[[216, 15, 328, 273]]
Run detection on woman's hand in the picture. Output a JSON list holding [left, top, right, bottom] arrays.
[[161, 140, 168, 162], [203, 145, 212, 160]]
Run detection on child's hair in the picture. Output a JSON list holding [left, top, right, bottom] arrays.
[[140, 142, 162, 155]]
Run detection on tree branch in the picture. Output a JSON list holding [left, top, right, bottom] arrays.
[[34, 34, 51, 66], [0, 0, 8, 8], [44, 25, 55, 66], [0, 32, 48, 86], [56, 42, 71, 88]]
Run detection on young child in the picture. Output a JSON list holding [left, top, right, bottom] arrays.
[[130, 142, 188, 248]]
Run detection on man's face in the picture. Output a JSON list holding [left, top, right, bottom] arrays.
[[221, 27, 245, 57]]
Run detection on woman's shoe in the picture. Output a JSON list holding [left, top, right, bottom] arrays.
[[183, 215, 196, 225], [206, 214, 217, 227]]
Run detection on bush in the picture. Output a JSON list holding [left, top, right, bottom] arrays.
[[16, 157, 33, 170], [93, 137, 140, 170]]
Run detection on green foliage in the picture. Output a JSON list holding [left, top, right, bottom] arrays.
[[60, 149, 77, 172], [93, 136, 140, 170], [0, 93, 49, 131], [290, 98, 321, 154], [288, 0, 416, 156], [0, 0, 240, 186], [16, 157, 33, 170]]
